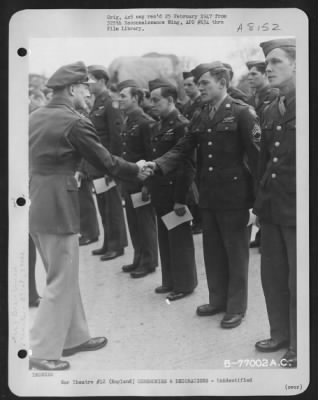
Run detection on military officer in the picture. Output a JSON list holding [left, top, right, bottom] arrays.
[[148, 62, 260, 327], [29, 61, 150, 370], [86, 65, 128, 261], [144, 78, 198, 301], [181, 71, 203, 235], [246, 60, 279, 248], [253, 39, 297, 368], [118, 79, 158, 278]]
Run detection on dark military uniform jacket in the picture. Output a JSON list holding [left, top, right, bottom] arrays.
[[144, 109, 196, 208], [180, 95, 202, 121], [247, 85, 279, 119], [253, 91, 296, 226], [120, 108, 153, 193], [155, 95, 260, 210], [82, 90, 123, 178], [29, 95, 138, 235]]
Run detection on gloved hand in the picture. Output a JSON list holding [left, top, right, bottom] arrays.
[[173, 202, 187, 217], [141, 186, 150, 202]]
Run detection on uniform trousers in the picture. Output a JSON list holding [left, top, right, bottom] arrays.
[[96, 185, 128, 252], [30, 232, 90, 360], [29, 235, 39, 303], [201, 208, 250, 314], [124, 193, 158, 270], [79, 178, 100, 240], [261, 223, 297, 351], [156, 206, 197, 293]]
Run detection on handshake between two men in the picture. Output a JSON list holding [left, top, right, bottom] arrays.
[[135, 160, 157, 181]]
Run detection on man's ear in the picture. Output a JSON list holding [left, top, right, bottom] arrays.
[[68, 85, 75, 96]]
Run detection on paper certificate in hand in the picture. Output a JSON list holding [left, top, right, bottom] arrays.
[[161, 206, 193, 230], [131, 192, 151, 208], [93, 177, 116, 194]]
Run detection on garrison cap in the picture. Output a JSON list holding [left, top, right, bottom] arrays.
[[191, 61, 227, 81], [222, 63, 234, 79], [87, 65, 109, 80], [182, 71, 193, 80], [246, 60, 266, 70], [148, 78, 176, 92], [46, 61, 93, 89], [260, 38, 296, 57], [118, 79, 139, 92]]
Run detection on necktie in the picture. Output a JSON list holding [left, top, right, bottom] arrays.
[[278, 96, 286, 116], [208, 105, 217, 120]]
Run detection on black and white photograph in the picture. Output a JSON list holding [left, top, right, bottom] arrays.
[[8, 8, 310, 396]]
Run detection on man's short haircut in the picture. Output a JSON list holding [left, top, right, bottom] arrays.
[[282, 46, 296, 62], [129, 87, 144, 106], [90, 70, 109, 83], [208, 69, 231, 89], [160, 86, 178, 102]]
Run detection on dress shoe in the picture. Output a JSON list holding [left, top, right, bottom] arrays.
[[166, 291, 193, 301], [130, 267, 155, 279], [255, 338, 289, 353], [100, 249, 124, 261], [29, 358, 70, 370], [280, 348, 297, 368], [155, 285, 173, 294], [92, 247, 107, 256], [196, 304, 226, 316], [62, 337, 107, 357], [221, 313, 244, 329], [29, 297, 41, 308], [122, 263, 138, 273], [79, 236, 98, 246]]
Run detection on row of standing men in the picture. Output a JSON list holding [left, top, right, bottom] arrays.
[[28, 37, 296, 370]]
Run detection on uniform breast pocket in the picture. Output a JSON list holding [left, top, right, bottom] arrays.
[[215, 123, 238, 152], [216, 122, 237, 133]]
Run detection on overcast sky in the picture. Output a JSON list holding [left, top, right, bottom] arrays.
[[29, 36, 272, 80]]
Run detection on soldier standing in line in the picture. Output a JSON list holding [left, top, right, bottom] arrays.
[[117, 79, 158, 278], [246, 60, 279, 249], [144, 78, 198, 301], [253, 38, 297, 368], [87, 65, 128, 261], [29, 62, 151, 370], [146, 62, 260, 327], [181, 71, 203, 235]]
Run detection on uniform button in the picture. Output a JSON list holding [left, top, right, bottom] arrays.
[[208, 141, 213, 146], [123, 142, 126, 146], [274, 141, 280, 147], [276, 126, 282, 131], [123, 152, 127, 155], [153, 149, 156, 152], [233, 176, 238, 180], [225, 126, 229, 130], [208, 154, 212, 158], [273, 157, 278, 163], [155, 138, 158, 141], [207, 129, 212, 133], [272, 173, 277, 179], [169, 181, 173, 185], [208, 167, 213, 171]]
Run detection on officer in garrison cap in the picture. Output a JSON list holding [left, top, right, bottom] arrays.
[[29, 61, 151, 370], [84, 65, 128, 261], [117, 79, 158, 278], [143, 78, 198, 300], [148, 62, 260, 328], [246, 60, 279, 249], [253, 38, 297, 368]]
